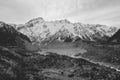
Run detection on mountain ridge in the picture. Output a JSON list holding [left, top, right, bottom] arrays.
[[15, 17, 118, 44]]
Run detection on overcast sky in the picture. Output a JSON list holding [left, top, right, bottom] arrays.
[[0, 0, 120, 26]]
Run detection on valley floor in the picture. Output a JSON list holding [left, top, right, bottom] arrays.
[[1, 40, 120, 80], [40, 40, 120, 71]]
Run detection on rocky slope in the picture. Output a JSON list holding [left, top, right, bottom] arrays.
[[1, 46, 120, 80], [0, 21, 40, 51], [107, 29, 120, 42], [0, 21, 31, 46], [16, 17, 118, 44]]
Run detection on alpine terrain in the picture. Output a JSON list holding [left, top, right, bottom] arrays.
[[16, 17, 118, 45], [0, 18, 120, 80]]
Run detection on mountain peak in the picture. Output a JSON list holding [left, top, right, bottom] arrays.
[[0, 21, 6, 28], [27, 17, 44, 24], [59, 19, 71, 23]]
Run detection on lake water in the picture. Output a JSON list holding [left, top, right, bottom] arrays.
[[41, 48, 87, 57]]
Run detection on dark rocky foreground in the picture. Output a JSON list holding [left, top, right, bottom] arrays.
[[0, 22, 120, 80], [1, 47, 120, 80]]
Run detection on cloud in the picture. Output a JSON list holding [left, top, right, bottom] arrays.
[[66, 0, 120, 26], [0, 0, 35, 23], [0, 0, 120, 26], [0, 0, 75, 23]]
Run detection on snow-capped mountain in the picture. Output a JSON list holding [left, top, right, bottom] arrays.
[[16, 17, 118, 44]]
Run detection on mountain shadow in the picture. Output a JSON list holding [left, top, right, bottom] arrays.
[[107, 29, 120, 42], [0, 21, 39, 52], [0, 21, 31, 46]]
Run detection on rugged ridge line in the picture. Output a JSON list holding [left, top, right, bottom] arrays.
[[15, 17, 118, 44]]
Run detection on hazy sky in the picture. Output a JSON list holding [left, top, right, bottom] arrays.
[[0, 0, 120, 26]]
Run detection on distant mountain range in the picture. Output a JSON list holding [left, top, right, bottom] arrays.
[[13, 17, 118, 44]]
